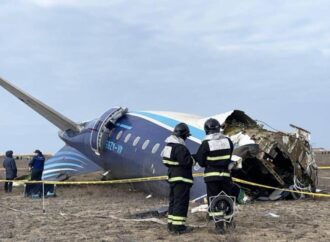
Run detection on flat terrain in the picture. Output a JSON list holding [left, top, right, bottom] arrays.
[[0, 160, 329, 242]]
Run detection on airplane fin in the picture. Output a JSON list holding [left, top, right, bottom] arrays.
[[43, 145, 102, 180], [0, 76, 80, 132]]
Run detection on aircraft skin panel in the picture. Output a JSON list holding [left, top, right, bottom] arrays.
[[45, 151, 92, 165], [45, 162, 84, 169], [198, 110, 235, 127], [42, 145, 102, 180], [130, 111, 203, 144], [146, 110, 236, 131], [145, 111, 202, 122], [69, 112, 207, 199]]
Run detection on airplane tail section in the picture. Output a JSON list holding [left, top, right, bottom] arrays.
[[42, 145, 102, 180], [0, 76, 80, 132]]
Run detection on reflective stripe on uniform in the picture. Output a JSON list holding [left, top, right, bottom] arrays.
[[209, 211, 224, 216], [168, 177, 193, 184], [207, 155, 231, 161], [171, 215, 186, 221], [168, 215, 173, 223], [204, 172, 230, 177], [162, 159, 179, 165]]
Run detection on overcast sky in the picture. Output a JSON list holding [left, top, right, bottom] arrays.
[[0, 0, 329, 154]]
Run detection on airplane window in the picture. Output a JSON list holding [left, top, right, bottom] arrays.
[[142, 140, 150, 150], [124, 133, 132, 143], [133, 136, 140, 146], [116, 131, 123, 140], [152, 143, 160, 154]]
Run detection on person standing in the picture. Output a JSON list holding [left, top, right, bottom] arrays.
[[29, 150, 45, 180], [28, 149, 45, 196], [3, 150, 17, 193], [161, 123, 195, 234], [194, 118, 240, 233]]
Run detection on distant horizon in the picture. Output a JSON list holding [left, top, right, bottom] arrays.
[[1, 145, 329, 156], [0, 95, 328, 154]]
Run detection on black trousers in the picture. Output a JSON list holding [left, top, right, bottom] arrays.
[[31, 170, 43, 180], [206, 178, 240, 203], [4, 177, 14, 193], [206, 178, 240, 223], [27, 169, 43, 196], [168, 182, 191, 231]]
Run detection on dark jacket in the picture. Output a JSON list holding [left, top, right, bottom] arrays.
[[161, 135, 194, 185], [194, 133, 234, 182], [3, 151, 17, 179], [29, 154, 45, 171]]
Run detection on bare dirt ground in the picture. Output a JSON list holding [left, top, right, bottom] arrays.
[[0, 160, 330, 242]]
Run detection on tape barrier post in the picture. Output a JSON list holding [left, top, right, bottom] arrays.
[[42, 182, 45, 213]]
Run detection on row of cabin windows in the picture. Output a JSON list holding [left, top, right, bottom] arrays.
[[320, 152, 330, 155], [115, 130, 161, 154]]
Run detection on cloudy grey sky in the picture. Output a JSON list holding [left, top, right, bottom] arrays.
[[0, 0, 329, 154]]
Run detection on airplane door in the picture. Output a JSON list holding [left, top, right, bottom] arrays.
[[90, 107, 127, 155]]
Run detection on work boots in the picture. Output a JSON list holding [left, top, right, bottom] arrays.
[[167, 223, 172, 232], [214, 222, 225, 234], [171, 225, 194, 235], [214, 220, 236, 234]]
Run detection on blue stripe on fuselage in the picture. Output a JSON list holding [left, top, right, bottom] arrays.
[[134, 111, 205, 140]]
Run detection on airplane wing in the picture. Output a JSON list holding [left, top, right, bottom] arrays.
[[0, 76, 80, 132], [42, 145, 103, 180]]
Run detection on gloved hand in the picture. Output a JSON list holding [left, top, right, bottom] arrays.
[[228, 155, 243, 170]]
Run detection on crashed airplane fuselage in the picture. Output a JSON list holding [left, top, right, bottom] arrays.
[[0, 77, 318, 200], [224, 113, 318, 199]]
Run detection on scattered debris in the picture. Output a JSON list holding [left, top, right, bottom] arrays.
[[265, 212, 280, 218], [129, 206, 168, 219], [191, 204, 208, 213]]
